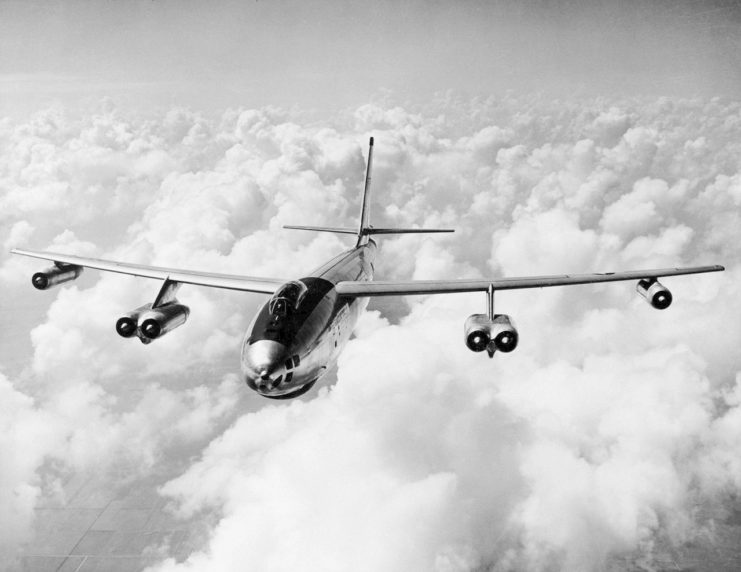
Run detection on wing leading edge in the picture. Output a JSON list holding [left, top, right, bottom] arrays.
[[335, 265, 725, 297], [11, 249, 287, 294], [12, 249, 725, 297]]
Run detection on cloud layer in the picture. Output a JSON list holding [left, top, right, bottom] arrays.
[[1, 94, 740, 570]]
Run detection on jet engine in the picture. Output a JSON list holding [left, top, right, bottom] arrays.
[[115, 304, 152, 338], [32, 264, 83, 290], [464, 313, 519, 355], [115, 302, 189, 342], [138, 303, 190, 340], [636, 278, 672, 310]]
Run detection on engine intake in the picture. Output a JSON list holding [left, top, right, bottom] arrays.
[[464, 313, 519, 355], [489, 314, 518, 353], [636, 279, 672, 310], [116, 302, 189, 343], [465, 314, 491, 352], [115, 304, 152, 338], [139, 303, 190, 340], [32, 264, 83, 290]]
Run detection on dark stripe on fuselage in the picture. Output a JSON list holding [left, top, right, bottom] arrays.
[[249, 277, 337, 347], [242, 243, 375, 398]]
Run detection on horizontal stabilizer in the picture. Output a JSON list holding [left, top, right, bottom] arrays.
[[283, 225, 358, 235], [365, 228, 455, 235]]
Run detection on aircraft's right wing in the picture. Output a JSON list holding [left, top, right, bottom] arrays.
[[11, 249, 287, 294], [335, 265, 725, 297]]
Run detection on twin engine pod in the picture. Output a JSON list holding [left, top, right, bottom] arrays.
[[32, 264, 83, 290], [636, 278, 672, 310], [464, 313, 518, 356], [116, 302, 190, 343]]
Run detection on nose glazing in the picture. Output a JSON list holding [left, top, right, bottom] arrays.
[[242, 340, 289, 392], [257, 369, 274, 391]]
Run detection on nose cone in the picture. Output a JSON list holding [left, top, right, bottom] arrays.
[[242, 339, 289, 392]]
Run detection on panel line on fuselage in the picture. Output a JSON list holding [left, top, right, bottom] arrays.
[[240, 241, 376, 398]]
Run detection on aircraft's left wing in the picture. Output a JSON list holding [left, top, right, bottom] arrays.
[[11, 249, 287, 294], [335, 265, 725, 297]]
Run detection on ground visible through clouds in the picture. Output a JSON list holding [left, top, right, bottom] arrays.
[[1, 94, 741, 571]]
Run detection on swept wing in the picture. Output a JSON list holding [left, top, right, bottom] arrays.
[[335, 265, 725, 297], [11, 248, 286, 294]]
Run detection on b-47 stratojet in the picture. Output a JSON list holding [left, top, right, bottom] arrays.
[[12, 138, 724, 399]]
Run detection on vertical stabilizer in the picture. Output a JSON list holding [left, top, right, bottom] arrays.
[[284, 136, 455, 241], [357, 137, 374, 245]]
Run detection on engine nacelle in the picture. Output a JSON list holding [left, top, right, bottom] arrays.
[[636, 279, 672, 310], [464, 313, 519, 354], [32, 264, 83, 290], [115, 303, 152, 338], [465, 314, 492, 352], [489, 314, 519, 353], [139, 303, 190, 340]]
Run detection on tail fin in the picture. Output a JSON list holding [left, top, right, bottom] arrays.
[[285, 137, 455, 245], [356, 136, 375, 244]]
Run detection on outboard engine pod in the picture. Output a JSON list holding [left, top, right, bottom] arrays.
[[32, 265, 83, 290], [139, 303, 190, 340], [636, 279, 672, 310]]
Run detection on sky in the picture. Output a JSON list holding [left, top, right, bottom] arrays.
[[2, 0, 741, 116], [1, 1, 741, 571]]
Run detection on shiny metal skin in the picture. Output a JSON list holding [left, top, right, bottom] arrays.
[[488, 314, 518, 353], [464, 313, 519, 355], [242, 340, 290, 394], [636, 278, 673, 310], [241, 240, 375, 399], [139, 303, 190, 340], [464, 314, 493, 352], [32, 264, 83, 290], [115, 302, 189, 343], [115, 303, 153, 338]]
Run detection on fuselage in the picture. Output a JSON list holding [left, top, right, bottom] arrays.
[[240, 240, 376, 398]]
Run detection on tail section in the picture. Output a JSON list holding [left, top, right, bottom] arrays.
[[356, 136, 375, 244], [283, 225, 357, 235], [285, 137, 455, 245]]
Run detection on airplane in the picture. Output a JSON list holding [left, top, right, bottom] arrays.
[[12, 137, 725, 400]]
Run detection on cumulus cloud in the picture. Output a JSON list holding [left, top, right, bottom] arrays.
[[2, 94, 740, 570], [0, 365, 241, 568]]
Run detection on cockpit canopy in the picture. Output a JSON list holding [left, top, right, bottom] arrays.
[[268, 281, 308, 318]]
